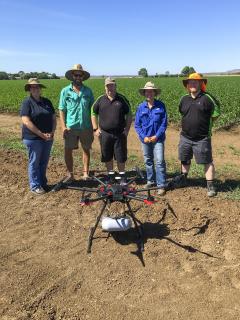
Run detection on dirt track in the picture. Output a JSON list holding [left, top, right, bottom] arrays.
[[0, 114, 240, 320]]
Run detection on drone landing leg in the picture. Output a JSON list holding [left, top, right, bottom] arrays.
[[126, 201, 144, 252], [87, 200, 108, 253]]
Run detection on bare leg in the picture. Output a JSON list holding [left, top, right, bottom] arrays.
[[117, 162, 125, 172], [181, 163, 190, 175], [105, 160, 113, 172], [204, 162, 215, 180], [64, 148, 74, 178], [82, 148, 90, 177]]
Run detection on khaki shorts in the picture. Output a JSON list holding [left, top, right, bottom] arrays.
[[64, 128, 93, 150]]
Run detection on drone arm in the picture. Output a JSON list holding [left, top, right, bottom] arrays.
[[81, 194, 109, 205], [65, 186, 99, 192]]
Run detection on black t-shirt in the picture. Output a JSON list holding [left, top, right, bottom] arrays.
[[92, 93, 130, 133], [20, 96, 55, 140], [179, 92, 217, 140]]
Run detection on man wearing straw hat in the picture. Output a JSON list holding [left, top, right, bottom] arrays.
[[135, 81, 168, 196], [59, 64, 94, 182], [177, 73, 220, 197]]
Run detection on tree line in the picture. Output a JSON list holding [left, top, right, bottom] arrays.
[[138, 66, 196, 77], [0, 71, 60, 80]]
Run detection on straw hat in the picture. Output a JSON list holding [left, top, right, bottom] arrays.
[[24, 78, 46, 91], [139, 81, 161, 96], [65, 64, 90, 81], [182, 73, 207, 87]]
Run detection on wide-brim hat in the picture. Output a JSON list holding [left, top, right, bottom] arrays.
[[65, 64, 90, 81], [139, 81, 161, 96], [24, 78, 46, 91], [182, 73, 207, 87]]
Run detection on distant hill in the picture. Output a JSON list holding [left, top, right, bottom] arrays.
[[226, 69, 240, 74]]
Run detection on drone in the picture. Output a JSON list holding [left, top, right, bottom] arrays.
[[52, 168, 174, 253]]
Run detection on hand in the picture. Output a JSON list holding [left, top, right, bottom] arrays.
[[63, 127, 70, 139], [42, 133, 52, 141], [149, 136, 157, 143], [144, 137, 150, 143], [94, 128, 101, 137]]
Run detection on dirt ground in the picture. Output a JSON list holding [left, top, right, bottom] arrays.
[[0, 114, 240, 320]]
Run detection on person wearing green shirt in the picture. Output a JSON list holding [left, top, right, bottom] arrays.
[[59, 64, 94, 181]]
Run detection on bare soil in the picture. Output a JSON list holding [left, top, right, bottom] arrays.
[[0, 114, 240, 320]]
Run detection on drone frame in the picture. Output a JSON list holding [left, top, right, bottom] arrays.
[[52, 170, 165, 253]]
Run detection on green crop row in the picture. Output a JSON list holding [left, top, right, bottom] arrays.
[[0, 76, 240, 129]]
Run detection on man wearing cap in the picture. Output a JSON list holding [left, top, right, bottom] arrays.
[[91, 77, 132, 172], [59, 64, 94, 181], [177, 73, 220, 197], [135, 81, 168, 196]]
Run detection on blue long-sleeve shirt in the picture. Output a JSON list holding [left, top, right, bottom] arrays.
[[134, 99, 167, 143]]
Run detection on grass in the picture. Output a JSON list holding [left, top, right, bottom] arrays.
[[1, 76, 240, 129]]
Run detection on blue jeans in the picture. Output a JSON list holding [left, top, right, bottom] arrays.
[[141, 141, 166, 187], [23, 139, 53, 190]]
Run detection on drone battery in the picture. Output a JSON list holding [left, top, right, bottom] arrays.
[[101, 216, 132, 232]]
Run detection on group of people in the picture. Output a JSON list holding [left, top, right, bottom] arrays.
[[20, 64, 220, 197]]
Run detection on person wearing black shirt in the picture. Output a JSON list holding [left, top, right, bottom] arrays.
[[91, 77, 132, 172], [178, 73, 220, 197], [20, 78, 56, 195]]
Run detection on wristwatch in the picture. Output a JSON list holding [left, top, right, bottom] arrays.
[[93, 128, 98, 132]]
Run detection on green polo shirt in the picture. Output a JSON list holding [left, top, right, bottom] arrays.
[[59, 83, 94, 129]]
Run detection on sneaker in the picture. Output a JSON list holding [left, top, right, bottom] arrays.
[[144, 181, 155, 188], [157, 188, 166, 196], [207, 182, 217, 197], [31, 187, 46, 195]]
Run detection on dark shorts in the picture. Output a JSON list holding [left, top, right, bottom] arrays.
[[99, 130, 127, 163], [178, 135, 213, 164]]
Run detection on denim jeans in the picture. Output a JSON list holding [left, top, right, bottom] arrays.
[[141, 141, 166, 187], [23, 139, 53, 190]]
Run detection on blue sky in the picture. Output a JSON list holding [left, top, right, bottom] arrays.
[[0, 0, 239, 75]]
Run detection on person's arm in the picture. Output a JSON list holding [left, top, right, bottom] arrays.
[[58, 89, 70, 138], [91, 98, 101, 137], [59, 110, 70, 138], [21, 116, 49, 140], [50, 114, 57, 138], [124, 112, 132, 136], [134, 105, 149, 142]]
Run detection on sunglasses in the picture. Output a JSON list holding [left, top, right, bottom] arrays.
[[73, 73, 82, 78]]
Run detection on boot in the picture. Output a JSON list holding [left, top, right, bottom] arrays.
[[207, 180, 217, 197]]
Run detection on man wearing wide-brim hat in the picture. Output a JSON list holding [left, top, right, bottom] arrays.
[[59, 64, 94, 182], [135, 81, 168, 196], [177, 72, 220, 197]]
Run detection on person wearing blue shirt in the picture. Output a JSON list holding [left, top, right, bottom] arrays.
[[20, 78, 56, 195], [135, 82, 168, 195], [59, 64, 94, 182]]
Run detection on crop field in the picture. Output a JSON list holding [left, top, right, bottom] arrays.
[[0, 76, 240, 128]]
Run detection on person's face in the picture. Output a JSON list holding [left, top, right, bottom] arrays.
[[187, 80, 201, 93], [105, 83, 116, 96], [29, 85, 41, 96], [144, 89, 155, 101], [72, 72, 83, 85]]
